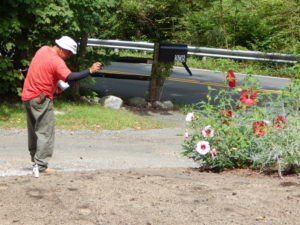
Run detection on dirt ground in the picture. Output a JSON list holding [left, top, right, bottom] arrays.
[[0, 168, 299, 225], [0, 110, 299, 225]]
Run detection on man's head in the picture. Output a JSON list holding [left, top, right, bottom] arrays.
[[55, 36, 77, 56]]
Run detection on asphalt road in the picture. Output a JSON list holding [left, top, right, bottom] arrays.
[[85, 62, 291, 104]]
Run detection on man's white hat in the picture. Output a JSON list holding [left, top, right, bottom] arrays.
[[55, 36, 77, 54]]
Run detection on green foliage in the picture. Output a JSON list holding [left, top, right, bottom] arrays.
[[174, 0, 300, 52], [113, 0, 190, 41], [182, 73, 300, 176], [152, 62, 174, 78], [0, 58, 24, 96], [0, 0, 118, 97], [1, 0, 300, 97]]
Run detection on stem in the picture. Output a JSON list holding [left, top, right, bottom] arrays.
[[277, 159, 283, 179]]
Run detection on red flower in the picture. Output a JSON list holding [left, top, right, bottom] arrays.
[[226, 70, 236, 88], [273, 116, 286, 129], [240, 90, 257, 107], [220, 109, 233, 125], [253, 121, 268, 137], [220, 109, 233, 118]]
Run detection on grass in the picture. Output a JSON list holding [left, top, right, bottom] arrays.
[[0, 102, 26, 129], [0, 100, 172, 131]]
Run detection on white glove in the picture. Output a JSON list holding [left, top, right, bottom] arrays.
[[57, 80, 70, 91]]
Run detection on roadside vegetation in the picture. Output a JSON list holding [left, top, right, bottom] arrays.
[[0, 100, 170, 130]]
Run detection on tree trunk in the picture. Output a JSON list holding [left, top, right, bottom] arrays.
[[72, 33, 88, 93], [219, 0, 228, 48]]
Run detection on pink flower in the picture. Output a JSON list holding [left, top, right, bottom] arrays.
[[226, 70, 236, 88], [240, 90, 257, 107], [185, 112, 195, 122], [184, 130, 189, 139], [196, 141, 211, 155], [210, 148, 217, 160], [202, 125, 214, 137]]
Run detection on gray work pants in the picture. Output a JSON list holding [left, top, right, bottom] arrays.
[[24, 97, 54, 171]]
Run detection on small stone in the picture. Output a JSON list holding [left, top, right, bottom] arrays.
[[256, 216, 265, 221]]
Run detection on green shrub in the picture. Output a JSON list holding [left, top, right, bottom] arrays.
[[0, 58, 24, 96]]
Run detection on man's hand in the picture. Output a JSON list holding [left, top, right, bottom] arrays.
[[89, 62, 102, 74]]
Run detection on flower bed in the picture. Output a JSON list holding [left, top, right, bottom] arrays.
[[182, 70, 300, 177]]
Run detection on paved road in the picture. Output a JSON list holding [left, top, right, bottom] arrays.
[[85, 62, 291, 104]]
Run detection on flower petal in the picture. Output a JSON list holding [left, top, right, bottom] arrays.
[[196, 141, 211, 155]]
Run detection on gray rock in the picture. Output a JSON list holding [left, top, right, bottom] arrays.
[[163, 100, 174, 110], [99, 95, 123, 110], [54, 111, 65, 115], [153, 100, 174, 110], [80, 96, 101, 105], [127, 97, 147, 107], [153, 101, 164, 109]]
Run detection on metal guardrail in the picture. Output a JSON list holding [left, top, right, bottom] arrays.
[[87, 38, 298, 64]]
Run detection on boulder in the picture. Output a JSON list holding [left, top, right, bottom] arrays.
[[99, 95, 123, 110], [153, 100, 174, 110], [80, 96, 101, 105], [127, 97, 147, 107]]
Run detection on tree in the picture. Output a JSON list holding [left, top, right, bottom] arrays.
[[0, 0, 117, 97]]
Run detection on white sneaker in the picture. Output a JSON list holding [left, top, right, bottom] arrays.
[[32, 164, 39, 178]]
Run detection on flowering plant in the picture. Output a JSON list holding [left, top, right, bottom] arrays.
[[182, 71, 300, 176]]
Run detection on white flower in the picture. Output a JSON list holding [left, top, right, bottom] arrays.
[[196, 141, 211, 155], [185, 112, 195, 122], [202, 125, 214, 137]]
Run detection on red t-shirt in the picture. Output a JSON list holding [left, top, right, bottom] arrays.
[[22, 46, 71, 101]]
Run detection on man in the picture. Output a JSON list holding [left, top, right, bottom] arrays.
[[22, 35, 101, 174]]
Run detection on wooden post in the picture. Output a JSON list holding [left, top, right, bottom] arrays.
[[147, 43, 167, 103]]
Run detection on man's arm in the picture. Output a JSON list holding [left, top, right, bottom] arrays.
[[65, 62, 102, 82], [65, 70, 90, 82]]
